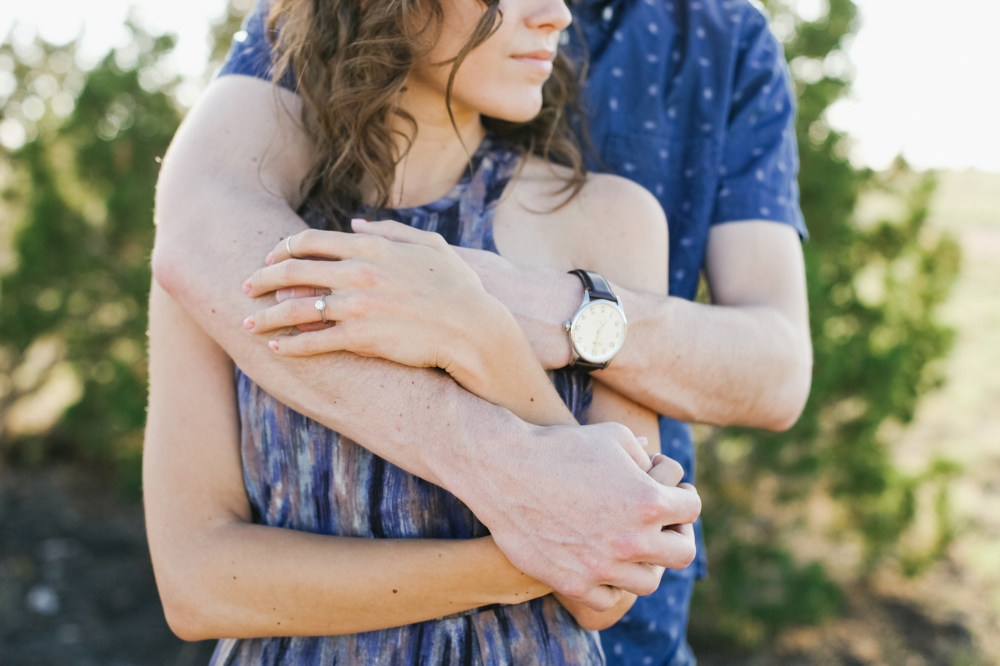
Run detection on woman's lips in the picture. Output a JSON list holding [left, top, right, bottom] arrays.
[[511, 50, 556, 74]]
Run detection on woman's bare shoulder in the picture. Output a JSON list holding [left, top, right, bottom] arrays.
[[509, 157, 668, 293]]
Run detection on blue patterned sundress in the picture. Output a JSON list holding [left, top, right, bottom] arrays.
[[211, 137, 600, 666]]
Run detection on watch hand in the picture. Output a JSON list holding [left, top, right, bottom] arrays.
[[592, 321, 609, 355]]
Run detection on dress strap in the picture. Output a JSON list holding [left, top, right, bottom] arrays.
[[455, 140, 522, 253]]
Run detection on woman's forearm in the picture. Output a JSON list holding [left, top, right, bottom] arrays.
[[160, 522, 549, 641], [146, 282, 552, 641], [450, 297, 578, 427]]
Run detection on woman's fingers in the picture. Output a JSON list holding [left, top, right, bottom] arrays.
[[648, 454, 685, 488], [352, 218, 448, 248], [246, 295, 346, 334], [244, 258, 351, 298], [275, 286, 326, 303], [267, 325, 355, 357], [265, 228, 382, 265], [263, 221, 440, 269]]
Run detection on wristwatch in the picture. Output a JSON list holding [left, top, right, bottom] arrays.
[[564, 269, 628, 371]]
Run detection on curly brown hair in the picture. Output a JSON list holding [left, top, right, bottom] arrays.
[[267, 0, 588, 230]]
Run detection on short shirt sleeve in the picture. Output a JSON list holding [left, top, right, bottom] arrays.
[[217, 0, 297, 91], [712, 7, 807, 238]]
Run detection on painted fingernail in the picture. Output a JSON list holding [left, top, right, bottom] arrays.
[[268, 339, 279, 352], [276, 288, 294, 302], [243, 316, 254, 330], [637, 436, 648, 446], [243, 279, 252, 294], [265, 252, 274, 266], [351, 218, 368, 225]]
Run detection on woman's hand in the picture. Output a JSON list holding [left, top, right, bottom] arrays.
[[242, 219, 529, 399]]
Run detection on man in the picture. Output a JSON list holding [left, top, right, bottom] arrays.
[[152, 0, 810, 662]]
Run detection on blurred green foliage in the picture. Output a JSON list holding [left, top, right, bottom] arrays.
[[690, 0, 961, 650], [0, 23, 182, 493], [0, 0, 960, 645]]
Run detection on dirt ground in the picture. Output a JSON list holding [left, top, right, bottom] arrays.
[[0, 467, 216, 666], [0, 465, 992, 666], [696, 584, 985, 666]]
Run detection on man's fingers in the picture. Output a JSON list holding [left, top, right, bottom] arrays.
[[594, 561, 666, 597], [647, 526, 699, 570], [648, 454, 685, 488], [665, 522, 695, 541], [657, 483, 701, 527], [615, 484, 700, 571], [608, 425, 651, 472], [572, 583, 625, 612]]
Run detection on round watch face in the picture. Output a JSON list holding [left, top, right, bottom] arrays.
[[570, 300, 627, 364]]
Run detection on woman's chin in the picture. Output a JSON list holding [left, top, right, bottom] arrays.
[[480, 96, 544, 125]]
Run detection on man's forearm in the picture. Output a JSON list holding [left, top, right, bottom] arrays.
[[154, 189, 515, 490], [464, 232, 811, 431], [600, 289, 811, 430], [499, 281, 810, 430]]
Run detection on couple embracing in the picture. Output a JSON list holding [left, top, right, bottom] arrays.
[[143, 0, 812, 664]]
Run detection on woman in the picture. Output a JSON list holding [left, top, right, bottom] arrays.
[[144, 0, 675, 662]]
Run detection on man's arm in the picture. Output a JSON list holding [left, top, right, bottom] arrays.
[[152, 75, 699, 608], [611, 220, 810, 430], [461, 217, 811, 432]]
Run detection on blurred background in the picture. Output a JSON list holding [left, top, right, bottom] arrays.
[[0, 0, 997, 664]]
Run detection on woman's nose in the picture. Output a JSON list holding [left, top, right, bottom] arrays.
[[524, 0, 573, 33]]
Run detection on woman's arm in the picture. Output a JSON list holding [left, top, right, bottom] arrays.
[[144, 281, 552, 641], [244, 220, 579, 428]]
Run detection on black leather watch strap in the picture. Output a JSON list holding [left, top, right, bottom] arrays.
[[572, 357, 609, 371], [569, 269, 617, 302]]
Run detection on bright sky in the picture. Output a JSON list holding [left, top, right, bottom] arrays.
[[2, 0, 998, 172]]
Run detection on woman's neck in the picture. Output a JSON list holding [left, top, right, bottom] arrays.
[[387, 83, 487, 209]]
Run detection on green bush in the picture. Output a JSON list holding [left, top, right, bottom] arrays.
[[690, 0, 961, 649], [0, 0, 960, 645], [0, 23, 181, 494]]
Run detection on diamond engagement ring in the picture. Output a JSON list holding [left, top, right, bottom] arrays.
[[286, 236, 294, 258], [315, 295, 328, 324]]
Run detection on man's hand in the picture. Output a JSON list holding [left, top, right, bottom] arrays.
[[466, 420, 700, 610]]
